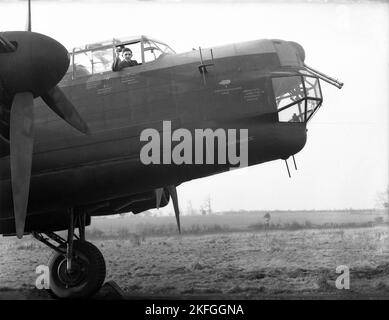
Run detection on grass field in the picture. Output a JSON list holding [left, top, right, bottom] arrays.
[[0, 209, 388, 299], [88, 209, 389, 238]]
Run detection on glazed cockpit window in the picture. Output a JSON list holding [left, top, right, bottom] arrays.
[[68, 36, 175, 77], [91, 48, 113, 74], [143, 39, 174, 63], [304, 77, 322, 120], [73, 51, 92, 77], [273, 76, 304, 110], [272, 75, 322, 122]]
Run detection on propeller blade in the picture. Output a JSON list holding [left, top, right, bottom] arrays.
[[0, 34, 17, 52], [167, 185, 181, 233], [41, 86, 90, 134], [10, 92, 35, 238], [155, 188, 164, 209], [26, 0, 32, 32]]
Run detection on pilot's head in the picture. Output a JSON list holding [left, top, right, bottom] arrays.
[[122, 48, 133, 62]]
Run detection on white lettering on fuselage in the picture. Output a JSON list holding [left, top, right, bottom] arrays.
[[140, 121, 248, 167]]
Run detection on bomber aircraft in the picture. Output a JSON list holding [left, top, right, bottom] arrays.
[[0, 1, 342, 298]]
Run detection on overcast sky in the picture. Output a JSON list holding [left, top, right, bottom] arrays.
[[1, 0, 388, 213]]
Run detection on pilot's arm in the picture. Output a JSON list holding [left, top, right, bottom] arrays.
[[112, 47, 123, 72]]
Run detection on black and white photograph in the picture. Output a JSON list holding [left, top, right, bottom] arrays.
[[0, 0, 388, 305]]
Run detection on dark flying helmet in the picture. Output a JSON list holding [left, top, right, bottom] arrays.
[[122, 48, 132, 54]]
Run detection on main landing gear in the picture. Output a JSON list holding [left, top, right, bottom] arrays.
[[32, 209, 106, 299]]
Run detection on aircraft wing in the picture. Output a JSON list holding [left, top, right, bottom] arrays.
[[0, 34, 17, 53]]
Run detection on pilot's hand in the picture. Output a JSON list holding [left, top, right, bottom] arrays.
[[115, 47, 122, 54]]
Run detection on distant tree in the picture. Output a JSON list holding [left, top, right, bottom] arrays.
[[264, 212, 271, 237], [186, 200, 195, 216], [264, 212, 271, 225], [376, 185, 389, 209], [200, 195, 212, 215]]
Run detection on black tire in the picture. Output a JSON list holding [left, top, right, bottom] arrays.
[[48, 240, 106, 299]]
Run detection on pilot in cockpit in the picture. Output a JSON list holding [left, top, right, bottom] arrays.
[[112, 47, 139, 71]]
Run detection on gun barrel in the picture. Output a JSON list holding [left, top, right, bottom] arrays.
[[304, 64, 344, 89]]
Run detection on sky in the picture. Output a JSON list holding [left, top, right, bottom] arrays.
[[0, 0, 388, 213]]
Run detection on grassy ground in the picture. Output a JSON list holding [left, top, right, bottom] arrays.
[[0, 210, 388, 299], [87, 209, 388, 238]]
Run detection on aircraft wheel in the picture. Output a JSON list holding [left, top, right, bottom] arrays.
[[48, 240, 106, 299]]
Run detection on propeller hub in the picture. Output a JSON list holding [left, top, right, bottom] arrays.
[[0, 31, 69, 98]]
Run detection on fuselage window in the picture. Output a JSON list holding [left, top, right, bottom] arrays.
[[73, 51, 92, 77], [304, 76, 322, 121], [143, 40, 163, 63], [91, 48, 113, 74], [272, 75, 322, 123], [143, 40, 173, 63]]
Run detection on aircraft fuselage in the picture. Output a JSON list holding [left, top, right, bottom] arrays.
[[0, 39, 308, 234]]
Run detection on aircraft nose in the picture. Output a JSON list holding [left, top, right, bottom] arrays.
[[248, 122, 307, 165], [288, 41, 305, 62], [272, 40, 305, 67], [278, 123, 307, 157]]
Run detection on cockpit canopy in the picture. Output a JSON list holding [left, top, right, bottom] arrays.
[[65, 35, 175, 79]]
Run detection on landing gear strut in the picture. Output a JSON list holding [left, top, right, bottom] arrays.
[[32, 209, 106, 299]]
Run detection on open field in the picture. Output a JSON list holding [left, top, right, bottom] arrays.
[[88, 209, 389, 237], [0, 210, 389, 299]]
